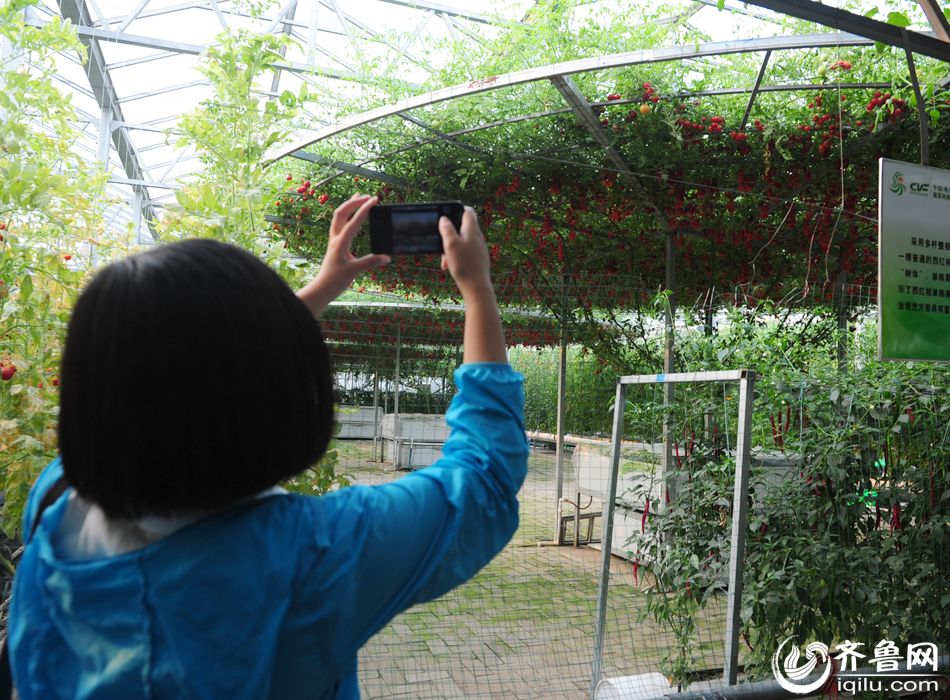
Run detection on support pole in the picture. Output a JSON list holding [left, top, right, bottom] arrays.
[[902, 28, 930, 167], [740, 50, 771, 130], [836, 271, 848, 373], [554, 273, 569, 544], [393, 323, 401, 469], [591, 380, 628, 697], [704, 286, 715, 338], [97, 106, 111, 165], [131, 189, 143, 245], [661, 232, 676, 509], [918, 0, 950, 42], [371, 343, 380, 462], [724, 370, 756, 685]]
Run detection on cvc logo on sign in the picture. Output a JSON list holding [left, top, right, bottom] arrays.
[[772, 637, 942, 695], [890, 171, 930, 196]]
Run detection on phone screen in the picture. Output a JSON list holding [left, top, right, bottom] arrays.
[[391, 209, 442, 254], [369, 202, 463, 255]]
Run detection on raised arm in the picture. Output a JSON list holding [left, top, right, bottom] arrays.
[[438, 207, 506, 364], [290, 206, 528, 681]]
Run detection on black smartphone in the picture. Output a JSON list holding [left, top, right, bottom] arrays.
[[369, 201, 464, 255]]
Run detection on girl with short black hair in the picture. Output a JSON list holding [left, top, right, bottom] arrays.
[[8, 195, 528, 699]]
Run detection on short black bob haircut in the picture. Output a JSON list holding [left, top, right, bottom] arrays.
[[59, 239, 335, 519]]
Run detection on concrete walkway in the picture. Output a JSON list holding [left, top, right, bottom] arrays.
[[340, 441, 729, 699]]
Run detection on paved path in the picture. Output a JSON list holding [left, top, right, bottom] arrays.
[[340, 441, 728, 699]]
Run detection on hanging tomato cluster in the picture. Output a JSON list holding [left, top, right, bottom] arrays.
[[270, 66, 947, 314]]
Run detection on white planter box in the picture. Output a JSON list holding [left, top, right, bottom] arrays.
[[573, 442, 668, 508], [574, 440, 799, 561], [381, 413, 449, 469], [382, 439, 445, 470], [335, 405, 382, 439]]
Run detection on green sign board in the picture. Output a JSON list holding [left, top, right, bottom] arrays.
[[878, 158, 950, 362]]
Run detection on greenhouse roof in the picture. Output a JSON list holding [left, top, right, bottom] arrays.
[[29, 0, 536, 240], [257, 3, 950, 317], [27, 0, 949, 246]]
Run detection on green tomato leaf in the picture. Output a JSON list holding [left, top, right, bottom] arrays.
[[18, 274, 32, 301], [886, 11, 910, 28]]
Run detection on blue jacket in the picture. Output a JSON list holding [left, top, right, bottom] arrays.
[[9, 363, 528, 699]]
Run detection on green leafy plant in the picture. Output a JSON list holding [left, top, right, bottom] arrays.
[[628, 317, 949, 686], [0, 0, 110, 537]]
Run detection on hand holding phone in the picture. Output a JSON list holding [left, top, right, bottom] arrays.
[[438, 206, 506, 363], [296, 194, 390, 316], [369, 202, 464, 255], [437, 207, 491, 295]]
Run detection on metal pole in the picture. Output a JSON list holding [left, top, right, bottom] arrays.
[[918, 0, 950, 41], [724, 370, 756, 685], [661, 231, 676, 509], [836, 271, 848, 373], [131, 190, 143, 245], [371, 344, 380, 462], [902, 28, 930, 167], [97, 105, 112, 165], [740, 50, 771, 130], [554, 274, 569, 544], [591, 380, 627, 698], [393, 323, 401, 469]]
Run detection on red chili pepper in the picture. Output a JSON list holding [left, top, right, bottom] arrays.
[[632, 561, 639, 586], [906, 407, 915, 424], [685, 582, 692, 598], [665, 488, 671, 506], [641, 498, 650, 533], [891, 502, 902, 530], [769, 414, 779, 446]]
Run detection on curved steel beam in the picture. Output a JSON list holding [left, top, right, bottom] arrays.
[[302, 77, 891, 179], [743, 0, 950, 60], [266, 32, 877, 163], [56, 0, 161, 241]]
